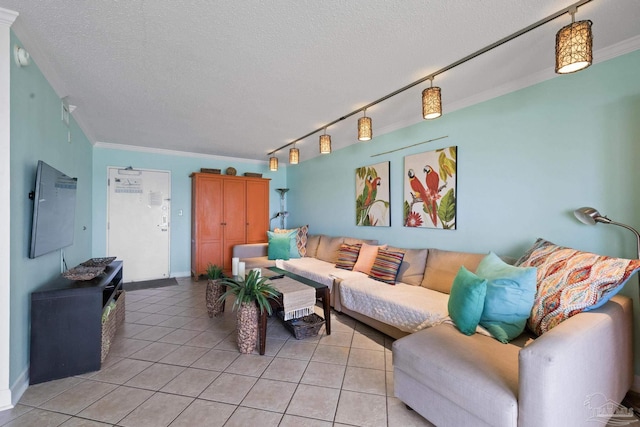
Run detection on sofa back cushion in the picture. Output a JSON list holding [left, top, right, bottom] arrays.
[[305, 235, 321, 258], [344, 237, 379, 246], [421, 249, 486, 294], [316, 235, 346, 263], [387, 247, 428, 286]]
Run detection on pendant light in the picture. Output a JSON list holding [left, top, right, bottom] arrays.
[[319, 128, 331, 154], [555, 8, 592, 74], [269, 155, 278, 171], [289, 144, 299, 164], [422, 77, 442, 120], [358, 109, 372, 141]]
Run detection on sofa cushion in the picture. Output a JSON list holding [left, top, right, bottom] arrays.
[[448, 267, 488, 335], [344, 237, 379, 246], [335, 243, 362, 270], [388, 247, 428, 286], [282, 257, 366, 292], [421, 249, 486, 294], [267, 230, 295, 260], [340, 277, 448, 333], [315, 235, 345, 263], [392, 323, 520, 427], [353, 243, 387, 275], [369, 248, 405, 284], [275, 225, 309, 257], [516, 238, 640, 335], [476, 252, 537, 343], [305, 234, 321, 258]]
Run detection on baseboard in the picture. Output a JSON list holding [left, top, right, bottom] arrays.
[[0, 388, 12, 411], [9, 366, 29, 407], [171, 271, 191, 279]]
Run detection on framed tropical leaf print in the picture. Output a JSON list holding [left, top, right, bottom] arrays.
[[355, 161, 390, 227]]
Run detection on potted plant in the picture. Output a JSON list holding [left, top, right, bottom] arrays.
[[205, 263, 225, 317], [219, 269, 279, 353]]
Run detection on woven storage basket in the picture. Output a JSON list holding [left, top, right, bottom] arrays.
[[115, 290, 126, 328], [282, 313, 325, 340], [101, 304, 117, 363]]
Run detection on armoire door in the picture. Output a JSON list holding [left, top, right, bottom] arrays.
[[246, 179, 270, 243], [192, 175, 224, 276], [222, 179, 246, 271]]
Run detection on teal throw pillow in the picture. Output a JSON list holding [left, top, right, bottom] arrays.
[[267, 230, 295, 260], [448, 266, 488, 335], [476, 252, 537, 343]]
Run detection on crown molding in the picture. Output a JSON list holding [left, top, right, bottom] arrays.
[[94, 141, 270, 165], [0, 8, 18, 27]]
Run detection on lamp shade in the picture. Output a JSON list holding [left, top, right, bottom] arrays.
[[319, 134, 331, 154], [358, 116, 372, 141], [555, 20, 593, 74], [269, 156, 278, 171], [289, 147, 299, 164], [422, 86, 442, 120], [574, 206, 607, 225]]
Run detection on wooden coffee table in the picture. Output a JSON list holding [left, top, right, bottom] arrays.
[[258, 267, 331, 355]]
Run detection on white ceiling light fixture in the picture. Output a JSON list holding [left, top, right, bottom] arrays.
[[13, 45, 30, 67], [555, 7, 593, 74]]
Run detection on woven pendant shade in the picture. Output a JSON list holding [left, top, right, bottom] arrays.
[[422, 86, 442, 120], [269, 156, 278, 171], [555, 20, 592, 74], [289, 147, 299, 164], [319, 134, 331, 154], [358, 116, 372, 141]]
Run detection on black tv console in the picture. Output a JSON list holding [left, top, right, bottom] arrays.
[[30, 261, 123, 384]]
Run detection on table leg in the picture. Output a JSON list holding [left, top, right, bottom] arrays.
[[321, 288, 331, 335], [259, 309, 267, 355]]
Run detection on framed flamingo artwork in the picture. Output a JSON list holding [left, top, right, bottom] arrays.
[[404, 146, 457, 229], [355, 161, 390, 226]]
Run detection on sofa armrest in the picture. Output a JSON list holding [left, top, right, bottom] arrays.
[[518, 295, 633, 427], [233, 243, 268, 259]]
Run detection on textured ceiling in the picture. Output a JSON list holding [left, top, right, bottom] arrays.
[[3, 0, 640, 162]]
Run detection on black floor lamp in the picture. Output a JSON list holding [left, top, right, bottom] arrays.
[[574, 207, 640, 260]]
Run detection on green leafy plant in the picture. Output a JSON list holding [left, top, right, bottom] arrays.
[[219, 270, 279, 314], [206, 263, 224, 280]]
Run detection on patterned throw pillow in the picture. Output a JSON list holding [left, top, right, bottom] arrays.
[[335, 243, 362, 270], [274, 225, 309, 257], [516, 238, 640, 335], [369, 249, 405, 284]]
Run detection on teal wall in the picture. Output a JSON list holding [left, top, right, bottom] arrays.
[[9, 33, 93, 386], [91, 148, 287, 276], [288, 49, 640, 371]]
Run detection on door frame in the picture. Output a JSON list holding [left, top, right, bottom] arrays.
[[106, 166, 171, 280]]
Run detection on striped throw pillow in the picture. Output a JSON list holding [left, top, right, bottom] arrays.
[[335, 243, 362, 270], [369, 249, 405, 284]]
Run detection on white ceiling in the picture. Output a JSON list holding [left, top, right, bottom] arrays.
[[3, 1, 640, 162]]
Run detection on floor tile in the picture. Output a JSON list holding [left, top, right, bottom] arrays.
[[108, 337, 151, 358], [3, 408, 70, 427], [184, 331, 230, 348], [191, 349, 239, 371], [40, 380, 117, 415], [157, 329, 202, 345], [319, 331, 353, 347], [347, 347, 385, 370], [223, 406, 283, 427], [240, 378, 297, 412], [118, 392, 193, 427], [300, 361, 346, 389], [90, 358, 153, 384], [167, 399, 235, 427], [199, 373, 257, 405], [311, 343, 350, 365], [160, 367, 220, 397], [125, 363, 185, 390], [156, 315, 194, 328], [59, 417, 112, 426], [351, 332, 385, 351], [135, 313, 174, 326], [262, 357, 308, 383], [279, 414, 332, 427], [18, 376, 83, 407], [118, 323, 151, 338], [0, 404, 33, 425], [286, 384, 340, 421], [77, 385, 154, 424], [342, 366, 387, 395], [132, 325, 176, 341], [225, 354, 273, 377], [129, 342, 181, 362], [335, 390, 387, 427], [158, 345, 209, 366], [276, 340, 317, 361]]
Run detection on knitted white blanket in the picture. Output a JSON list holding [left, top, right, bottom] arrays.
[[268, 275, 315, 321]]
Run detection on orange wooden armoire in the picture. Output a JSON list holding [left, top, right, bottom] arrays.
[[190, 172, 270, 278]]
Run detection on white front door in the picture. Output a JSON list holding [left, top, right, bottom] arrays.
[[107, 167, 171, 282]]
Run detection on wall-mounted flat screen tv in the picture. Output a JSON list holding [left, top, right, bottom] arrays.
[[29, 160, 78, 259]]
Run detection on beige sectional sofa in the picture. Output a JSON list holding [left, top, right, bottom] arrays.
[[233, 234, 634, 427]]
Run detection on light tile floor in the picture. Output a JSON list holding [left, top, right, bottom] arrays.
[[1, 278, 434, 427]]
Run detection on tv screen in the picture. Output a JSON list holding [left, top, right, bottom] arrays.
[[29, 161, 78, 259]]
